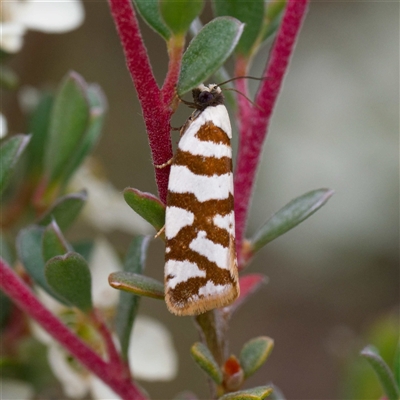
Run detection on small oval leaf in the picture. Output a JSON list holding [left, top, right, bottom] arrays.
[[133, 0, 171, 39], [160, 0, 204, 35], [116, 236, 151, 360], [190, 342, 222, 384], [26, 92, 54, 180], [218, 386, 273, 400], [213, 0, 264, 56], [37, 190, 87, 231], [72, 240, 95, 262], [42, 220, 70, 263], [239, 336, 274, 379], [109, 271, 164, 300], [360, 345, 400, 400], [45, 72, 90, 184], [124, 187, 165, 231], [45, 252, 93, 312], [250, 189, 334, 253], [61, 84, 107, 185], [261, 0, 286, 43], [0, 134, 31, 195], [17, 226, 68, 305], [177, 17, 244, 95]]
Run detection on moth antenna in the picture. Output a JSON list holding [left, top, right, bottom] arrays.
[[217, 75, 268, 87], [223, 87, 264, 111]]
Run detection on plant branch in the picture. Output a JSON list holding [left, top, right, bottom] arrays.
[[108, 0, 174, 203], [234, 0, 309, 263], [0, 259, 146, 400], [92, 309, 129, 378], [162, 35, 184, 108]]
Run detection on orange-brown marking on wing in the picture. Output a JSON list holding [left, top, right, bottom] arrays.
[[195, 121, 230, 145], [173, 151, 232, 177]]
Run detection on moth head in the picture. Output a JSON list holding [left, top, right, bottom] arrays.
[[192, 83, 224, 110]]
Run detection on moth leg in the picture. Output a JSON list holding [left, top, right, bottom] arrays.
[[154, 225, 165, 238], [154, 158, 173, 169]]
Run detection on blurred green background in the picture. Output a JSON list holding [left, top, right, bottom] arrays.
[[2, 1, 399, 399]]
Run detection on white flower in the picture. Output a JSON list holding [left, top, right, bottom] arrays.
[[129, 316, 178, 382], [70, 163, 153, 236], [0, 112, 7, 138], [89, 375, 120, 400], [39, 315, 177, 399], [48, 344, 89, 399], [0, 0, 84, 53], [31, 238, 177, 399]]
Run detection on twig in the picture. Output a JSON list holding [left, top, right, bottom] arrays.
[[0, 259, 146, 400], [108, 0, 176, 203], [234, 0, 309, 263]]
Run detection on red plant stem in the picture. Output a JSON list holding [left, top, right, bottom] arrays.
[[92, 309, 129, 377], [108, 0, 176, 203], [234, 0, 309, 262], [0, 259, 146, 400], [162, 35, 184, 108]]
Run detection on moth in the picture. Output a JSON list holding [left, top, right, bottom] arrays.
[[164, 83, 239, 316]]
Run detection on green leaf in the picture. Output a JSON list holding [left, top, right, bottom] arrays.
[[61, 84, 107, 185], [116, 236, 151, 360], [37, 190, 87, 231], [177, 17, 244, 95], [109, 271, 164, 299], [45, 252, 93, 312], [341, 312, 399, 400], [160, 0, 204, 36], [124, 188, 165, 231], [250, 189, 334, 252], [190, 342, 222, 384], [239, 336, 274, 378], [72, 240, 94, 262], [27, 92, 54, 179], [133, 0, 171, 39], [42, 220, 70, 263], [188, 18, 236, 108], [16, 226, 68, 304], [360, 345, 400, 400], [261, 0, 286, 42], [213, 0, 264, 56], [45, 71, 90, 184], [0, 134, 31, 195], [219, 386, 273, 400]]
